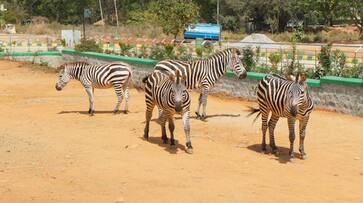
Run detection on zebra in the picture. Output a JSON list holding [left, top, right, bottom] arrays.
[[153, 48, 247, 120], [248, 72, 314, 160], [55, 62, 132, 115], [142, 70, 193, 153]]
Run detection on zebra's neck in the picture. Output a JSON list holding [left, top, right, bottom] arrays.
[[189, 52, 230, 79], [67, 66, 84, 80]]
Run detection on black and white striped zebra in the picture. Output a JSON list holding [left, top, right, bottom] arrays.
[[55, 62, 132, 115], [142, 70, 193, 153], [153, 48, 247, 120], [248, 72, 314, 160]]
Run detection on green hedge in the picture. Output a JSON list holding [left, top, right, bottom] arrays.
[[1, 50, 362, 87]]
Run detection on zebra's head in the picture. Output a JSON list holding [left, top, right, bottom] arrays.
[[170, 70, 187, 113], [55, 65, 70, 91], [227, 48, 247, 79], [288, 72, 308, 117]]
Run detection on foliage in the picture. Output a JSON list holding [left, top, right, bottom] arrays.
[[195, 47, 203, 58], [164, 44, 175, 59], [150, 45, 166, 60], [341, 64, 363, 79], [241, 47, 255, 71], [75, 38, 102, 53], [268, 52, 282, 73], [330, 50, 346, 76], [119, 42, 133, 56], [176, 45, 192, 61], [318, 43, 333, 76], [150, 0, 199, 38], [138, 44, 149, 58]]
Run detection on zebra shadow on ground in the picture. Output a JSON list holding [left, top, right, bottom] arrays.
[[247, 144, 301, 164], [147, 113, 241, 123], [140, 136, 186, 154], [58, 110, 133, 115]]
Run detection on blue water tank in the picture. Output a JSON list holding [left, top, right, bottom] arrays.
[[184, 23, 221, 40]]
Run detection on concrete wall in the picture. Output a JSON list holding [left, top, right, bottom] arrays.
[[7, 53, 363, 116]]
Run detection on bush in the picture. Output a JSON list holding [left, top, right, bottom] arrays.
[[176, 45, 192, 61], [150, 45, 166, 60], [75, 38, 102, 53], [341, 64, 363, 79], [241, 46, 255, 71], [119, 42, 133, 56], [268, 52, 282, 73], [164, 44, 175, 59], [330, 50, 346, 76], [138, 44, 149, 58], [318, 43, 332, 76], [195, 48, 203, 58]]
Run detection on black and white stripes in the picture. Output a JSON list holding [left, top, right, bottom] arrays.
[[56, 62, 132, 115], [248, 73, 314, 159], [142, 70, 193, 153], [154, 48, 247, 120]]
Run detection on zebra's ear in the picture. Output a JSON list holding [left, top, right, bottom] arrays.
[[298, 72, 307, 84], [169, 74, 175, 82], [235, 49, 241, 55]]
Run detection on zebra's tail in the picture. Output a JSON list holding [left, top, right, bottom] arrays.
[[246, 106, 261, 123]]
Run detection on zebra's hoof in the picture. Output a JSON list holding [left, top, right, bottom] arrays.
[[300, 154, 307, 160], [186, 147, 193, 154], [113, 110, 120, 114], [143, 134, 149, 140], [162, 138, 168, 144], [195, 112, 200, 119], [272, 149, 279, 156], [123, 110, 129, 114]]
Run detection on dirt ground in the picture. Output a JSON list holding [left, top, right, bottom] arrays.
[[0, 60, 362, 203]]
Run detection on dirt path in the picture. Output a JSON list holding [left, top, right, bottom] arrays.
[[0, 60, 362, 203]]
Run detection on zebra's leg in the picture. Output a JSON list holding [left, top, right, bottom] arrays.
[[113, 83, 124, 113], [261, 113, 269, 153], [288, 118, 296, 159], [123, 86, 129, 114], [160, 112, 168, 144], [195, 92, 203, 119], [143, 102, 155, 140], [268, 115, 280, 155], [182, 110, 193, 154], [299, 116, 310, 159], [200, 87, 209, 120], [85, 87, 95, 116], [168, 116, 176, 147]]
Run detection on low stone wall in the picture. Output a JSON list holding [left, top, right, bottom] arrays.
[[3, 51, 363, 116]]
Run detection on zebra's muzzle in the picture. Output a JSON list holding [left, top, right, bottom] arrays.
[[175, 102, 183, 113], [290, 106, 298, 117], [55, 84, 62, 91], [239, 72, 247, 79]]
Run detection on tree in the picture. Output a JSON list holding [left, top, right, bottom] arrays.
[[342, 0, 363, 35], [151, 0, 199, 39]]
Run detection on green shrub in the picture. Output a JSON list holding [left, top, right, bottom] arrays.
[[138, 44, 149, 58], [318, 43, 332, 76], [330, 50, 346, 76], [119, 42, 133, 56], [150, 45, 166, 60], [195, 48, 203, 58], [241, 46, 255, 71], [176, 45, 192, 61], [75, 38, 102, 53], [268, 52, 282, 73], [341, 64, 363, 79], [164, 44, 175, 59]]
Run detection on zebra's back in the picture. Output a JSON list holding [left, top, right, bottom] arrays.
[[83, 62, 132, 88], [154, 60, 206, 89]]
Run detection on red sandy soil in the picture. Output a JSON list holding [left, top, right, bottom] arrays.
[[0, 60, 362, 202]]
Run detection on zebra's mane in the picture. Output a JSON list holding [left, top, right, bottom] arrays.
[[59, 62, 90, 70]]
